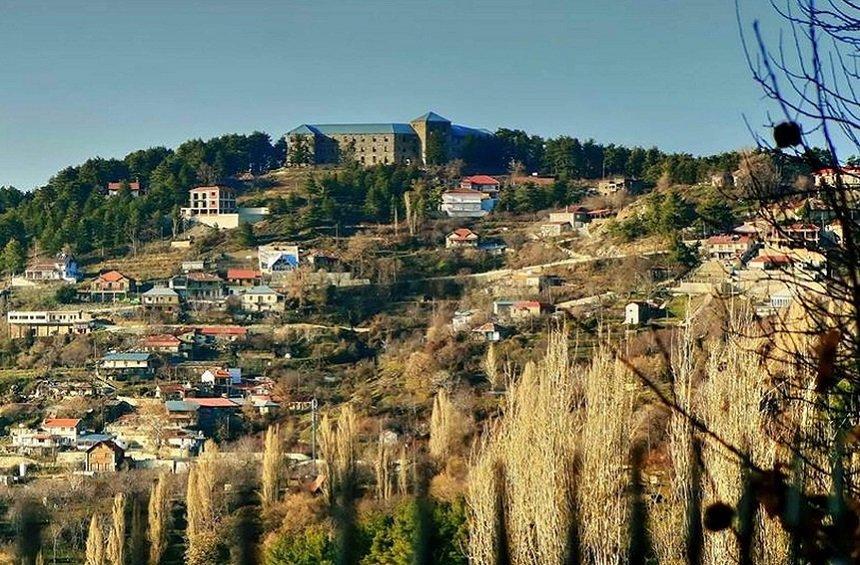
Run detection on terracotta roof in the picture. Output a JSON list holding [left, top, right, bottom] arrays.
[[448, 228, 478, 240], [463, 175, 500, 185], [707, 234, 752, 245], [227, 268, 261, 281], [514, 300, 542, 309], [185, 397, 238, 408], [750, 254, 793, 265], [815, 166, 860, 174], [107, 181, 141, 192], [98, 270, 127, 283], [44, 418, 81, 428], [201, 326, 247, 336], [187, 272, 222, 282], [142, 334, 181, 347], [473, 322, 501, 332]]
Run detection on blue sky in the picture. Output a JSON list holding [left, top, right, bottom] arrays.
[[0, 0, 778, 189]]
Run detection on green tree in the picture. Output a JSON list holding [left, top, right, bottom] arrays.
[[424, 131, 446, 166], [2, 239, 25, 274], [264, 526, 335, 565], [237, 222, 256, 247]]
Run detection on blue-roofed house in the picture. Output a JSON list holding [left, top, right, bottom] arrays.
[[100, 352, 154, 378], [286, 111, 492, 167]]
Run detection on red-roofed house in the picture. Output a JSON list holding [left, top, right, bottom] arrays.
[[749, 254, 793, 270], [11, 418, 84, 453], [766, 223, 822, 248], [814, 166, 860, 188], [446, 228, 480, 249], [201, 326, 247, 342], [512, 300, 550, 319], [107, 181, 143, 197], [141, 334, 184, 355], [460, 175, 501, 196], [706, 234, 756, 260], [226, 268, 262, 287], [87, 270, 135, 302]]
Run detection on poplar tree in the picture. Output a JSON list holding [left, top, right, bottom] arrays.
[[261, 424, 283, 511], [147, 473, 170, 565], [85, 513, 105, 565], [106, 493, 126, 565]]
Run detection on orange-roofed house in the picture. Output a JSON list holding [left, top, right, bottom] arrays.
[[814, 166, 860, 188], [226, 268, 262, 287], [201, 326, 247, 342], [749, 254, 794, 270], [141, 334, 185, 356], [446, 228, 480, 249], [460, 175, 501, 196], [106, 180, 143, 198], [87, 270, 135, 302], [705, 234, 756, 260], [511, 300, 550, 319]]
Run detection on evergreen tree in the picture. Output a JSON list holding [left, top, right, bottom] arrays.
[[3, 239, 25, 274]]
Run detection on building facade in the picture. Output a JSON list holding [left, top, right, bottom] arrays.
[[286, 112, 491, 167]]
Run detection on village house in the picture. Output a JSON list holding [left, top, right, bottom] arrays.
[[85, 440, 125, 473], [24, 252, 81, 283], [140, 334, 186, 356], [258, 243, 300, 275], [165, 401, 201, 429], [705, 234, 757, 261], [7, 310, 93, 338], [710, 171, 734, 188], [226, 268, 262, 288], [460, 175, 501, 197], [200, 325, 247, 343], [182, 272, 225, 303], [240, 285, 285, 313], [141, 286, 181, 313], [441, 187, 495, 218], [445, 228, 480, 249], [12, 418, 83, 453], [181, 259, 208, 272], [748, 253, 794, 271], [597, 177, 642, 196], [624, 301, 662, 325], [813, 166, 860, 188], [106, 180, 143, 197], [155, 382, 193, 401], [85, 270, 135, 302], [181, 185, 268, 229], [511, 300, 549, 319], [471, 322, 506, 343], [766, 223, 822, 248], [201, 367, 242, 391], [182, 397, 240, 436], [541, 206, 590, 236], [100, 352, 154, 378]]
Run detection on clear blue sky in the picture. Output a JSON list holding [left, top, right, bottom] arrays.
[[0, 0, 778, 190]]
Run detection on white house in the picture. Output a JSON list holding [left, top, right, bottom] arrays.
[[240, 285, 285, 313], [201, 367, 242, 386], [441, 188, 496, 218], [258, 244, 300, 275], [24, 253, 81, 283]]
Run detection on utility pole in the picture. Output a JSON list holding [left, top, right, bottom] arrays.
[[311, 397, 318, 474]]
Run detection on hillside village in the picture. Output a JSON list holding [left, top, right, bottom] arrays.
[[0, 114, 851, 562]]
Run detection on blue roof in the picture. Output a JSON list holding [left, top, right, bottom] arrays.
[[165, 400, 199, 412], [412, 111, 450, 123], [452, 124, 493, 137], [289, 123, 415, 136], [102, 352, 151, 362]]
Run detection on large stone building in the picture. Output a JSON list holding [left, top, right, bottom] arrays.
[[286, 111, 491, 167]]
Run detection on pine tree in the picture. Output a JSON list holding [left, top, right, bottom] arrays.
[[2, 239, 25, 274], [148, 473, 170, 565], [86, 514, 105, 565], [261, 424, 283, 511], [106, 493, 126, 565]]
